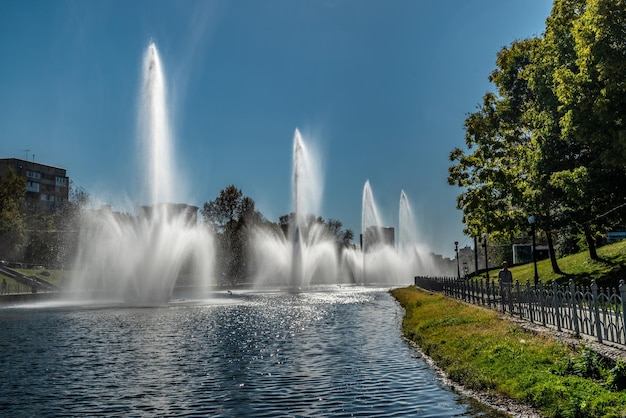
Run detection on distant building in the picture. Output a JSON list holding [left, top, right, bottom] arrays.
[[458, 245, 475, 276], [512, 244, 549, 265], [607, 230, 626, 244], [0, 158, 69, 212]]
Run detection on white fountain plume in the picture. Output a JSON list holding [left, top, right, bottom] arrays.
[[292, 129, 322, 225], [361, 180, 381, 237], [67, 42, 214, 303], [398, 189, 439, 277], [399, 190, 418, 247], [140, 42, 175, 205], [252, 129, 340, 288]]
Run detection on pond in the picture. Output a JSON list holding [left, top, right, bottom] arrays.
[[0, 287, 501, 416]]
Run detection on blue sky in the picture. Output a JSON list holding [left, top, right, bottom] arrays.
[[0, 0, 553, 257]]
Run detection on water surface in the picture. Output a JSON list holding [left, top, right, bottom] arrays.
[[0, 288, 500, 416]]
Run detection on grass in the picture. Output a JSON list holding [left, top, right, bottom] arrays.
[[485, 239, 626, 288], [391, 286, 626, 418], [14, 268, 67, 286], [0, 268, 68, 292]]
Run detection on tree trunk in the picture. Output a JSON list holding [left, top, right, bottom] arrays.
[[583, 224, 600, 260], [546, 231, 563, 274]]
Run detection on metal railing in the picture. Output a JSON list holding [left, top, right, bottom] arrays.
[[0, 265, 58, 295], [414, 276, 626, 347]]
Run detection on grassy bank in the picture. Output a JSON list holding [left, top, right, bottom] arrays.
[[496, 239, 626, 287], [391, 286, 626, 418]]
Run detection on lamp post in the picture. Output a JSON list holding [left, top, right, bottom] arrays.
[[482, 233, 489, 281], [473, 236, 479, 274], [455, 241, 460, 279], [528, 215, 539, 286]]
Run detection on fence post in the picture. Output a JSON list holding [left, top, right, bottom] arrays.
[[478, 279, 489, 306], [570, 279, 580, 337], [553, 281, 562, 332], [509, 280, 515, 316], [526, 280, 533, 322], [619, 280, 626, 342], [499, 280, 505, 313], [591, 280, 603, 344], [539, 282, 546, 327]]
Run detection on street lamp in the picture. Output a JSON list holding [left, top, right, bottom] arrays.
[[482, 233, 489, 281], [528, 215, 539, 286], [455, 241, 460, 279], [473, 236, 479, 274]]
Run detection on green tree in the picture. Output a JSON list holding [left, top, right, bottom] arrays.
[[548, 0, 626, 260], [21, 181, 91, 268], [448, 91, 528, 242], [450, 0, 626, 269], [0, 167, 26, 261], [202, 185, 263, 284], [492, 36, 568, 272], [326, 218, 354, 247]]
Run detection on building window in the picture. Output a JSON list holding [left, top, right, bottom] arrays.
[[27, 181, 40, 192], [56, 176, 67, 186], [26, 170, 41, 179]]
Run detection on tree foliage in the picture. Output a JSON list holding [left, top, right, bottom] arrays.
[[278, 213, 354, 248], [202, 185, 264, 284], [0, 167, 26, 261], [202, 185, 261, 234], [449, 0, 626, 266]]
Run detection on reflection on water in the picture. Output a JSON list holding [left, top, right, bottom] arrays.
[[0, 288, 502, 416]]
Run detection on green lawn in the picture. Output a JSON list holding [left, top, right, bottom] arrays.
[[487, 239, 626, 288], [14, 268, 67, 286], [392, 286, 626, 418]]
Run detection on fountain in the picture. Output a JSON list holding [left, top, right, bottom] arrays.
[[399, 189, 438, 276], [67, 42, 214, 303], [357, 183, 440, 284], [250, 133, 444, 289], [64, 42, 440, 298], [252, 129, 343, 288]]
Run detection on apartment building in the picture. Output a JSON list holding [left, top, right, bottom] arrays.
[[0, 158, 69, 211]]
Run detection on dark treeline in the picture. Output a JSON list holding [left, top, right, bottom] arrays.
[[448, 0, 626, 273]]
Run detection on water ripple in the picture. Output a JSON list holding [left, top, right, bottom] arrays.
[[0, 289, 498, 416]]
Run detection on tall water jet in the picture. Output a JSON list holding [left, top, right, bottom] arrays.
[[360, 181, 394, 283], [398, 190, 437, 276], [361, 180, 381, 238], [140, 42, 175, 205], [290, 130, 305, 287], [67, 42, 214, 303], [361, 180, 391, 254], [252, 129, 342, 288], [399, 190, 418, 247]]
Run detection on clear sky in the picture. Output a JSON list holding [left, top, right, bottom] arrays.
[[0, 0, 553, 258]]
